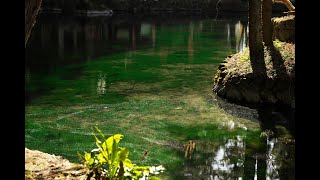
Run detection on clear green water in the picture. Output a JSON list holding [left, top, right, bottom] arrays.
[[25, 14, 294, 179]]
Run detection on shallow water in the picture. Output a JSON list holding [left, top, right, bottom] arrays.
[[25, 14, 294, 179]]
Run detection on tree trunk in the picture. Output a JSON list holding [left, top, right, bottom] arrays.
[[262, 0, 273, 47], [25, 0, 43, 47], [248, 0, 266, 76]]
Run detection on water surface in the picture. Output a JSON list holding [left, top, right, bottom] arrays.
[[25, 14, 294, 179]]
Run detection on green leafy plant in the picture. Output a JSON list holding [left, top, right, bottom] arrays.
[[273, 40, 283, 49], [79, 127, 165, 180]]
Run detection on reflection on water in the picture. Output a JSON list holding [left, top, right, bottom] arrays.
[[266, 138, 279, 180], [180, 130, 294, 180], [26, 15, 248, 75], [181, 135, 246, 179], [152, 22, 156, 48], [188, 21, 194, 61], [234, 21, 248, 53], [266, 134, 295, 179], [179, 98, 294, 179], [211, 135, 246, 178], [225, 20, 248, 53]]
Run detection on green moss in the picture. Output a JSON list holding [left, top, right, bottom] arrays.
[[239, 48, 250, 62], [272, 15, 295, 23]]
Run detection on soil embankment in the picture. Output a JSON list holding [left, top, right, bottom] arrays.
[[212, 15, 295, 108]]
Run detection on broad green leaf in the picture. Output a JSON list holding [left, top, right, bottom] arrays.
[[102, 141, 107, 151], [88, 158, 94, 165], [92, 134, 102, 150], [95, 127, 106, 139], [106, 134, 123, 156], [100, 149, 109, 162], [84, 152, 91, 161], [119, 148, 129, 161], [144, 169, 150, 175], [82, 129, 165, 179], [133, 169, 142, 177], [97, 153, 107, 163], [123, 158, 134, 168], [150, 176, 161, 180], [106, 134, 123, 148], [110, 148, 122, 177], [92, 133, 101, 143], [111, 139, 117, 161], [134, 166, 150, 171], [110, 163, 120, 178]]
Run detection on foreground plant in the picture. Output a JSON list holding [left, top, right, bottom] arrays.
[[79, 127, 165, 180]]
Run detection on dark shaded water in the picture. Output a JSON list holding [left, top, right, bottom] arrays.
[[26, 14, 294, 179]]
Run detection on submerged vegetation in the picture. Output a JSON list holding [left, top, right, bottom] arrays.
[[25, 13, 295, 179]]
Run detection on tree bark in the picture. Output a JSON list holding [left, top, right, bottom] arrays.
[[248, 0, 266, 76], [25, 0, 43, 47], [262, 0, 273, 47]]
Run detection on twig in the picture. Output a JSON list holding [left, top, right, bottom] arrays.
[[214, 0, 223, 23]]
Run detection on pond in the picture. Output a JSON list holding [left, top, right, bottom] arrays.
[[25, 13, 294, 179]]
